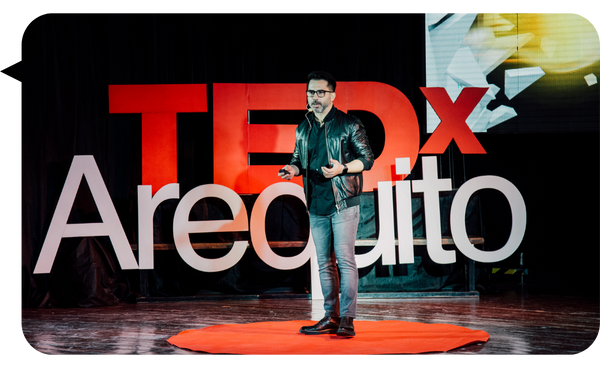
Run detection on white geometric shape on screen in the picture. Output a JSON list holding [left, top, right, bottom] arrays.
[[425, 13, 479, 133], [540, 37, 558, 58], [425, 13, 542, 133], [462, 25, 495, 58], [488, 84, 501, 97], [466, 84, 498, 132], [426, 14, 450, 27], [478, 33, 535, 76], [584, 73, 598, 86], [505, 67, 546, 100], [485, 13, 515, 33], [468, 106, 493, 133], [447, 47, 488, 87], [488, 106, 517, 129], [426, 13, 478, 88]]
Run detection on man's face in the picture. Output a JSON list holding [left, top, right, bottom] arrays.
[[307, 79, 335, 115]]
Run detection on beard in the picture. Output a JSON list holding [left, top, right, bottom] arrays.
[[311, 101, 327, 113]]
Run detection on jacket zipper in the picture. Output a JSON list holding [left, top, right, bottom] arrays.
[[305, 114, 341, 214]]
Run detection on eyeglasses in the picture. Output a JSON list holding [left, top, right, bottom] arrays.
[[306, 90, 333, 98]]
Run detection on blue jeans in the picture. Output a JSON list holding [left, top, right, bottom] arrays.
[[309, 205, 360, 319]]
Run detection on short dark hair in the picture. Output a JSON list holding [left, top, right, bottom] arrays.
[[307, 71, 336, 92]]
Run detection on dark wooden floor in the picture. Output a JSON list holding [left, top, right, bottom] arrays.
[[21, 283, 599, 355]]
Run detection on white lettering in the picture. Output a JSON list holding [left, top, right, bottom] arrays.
[[395, 157, 414, 264], [35, 155, 527, 278], [450, 175, 527, 263], [138, 183, 179, 269], [172, 184, 249, 272], [34, 156, 138, 274], [356, 181, 396, 267], [412, 156, 456, 264]]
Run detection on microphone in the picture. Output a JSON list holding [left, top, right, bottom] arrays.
[[304, 102, 313, 121]]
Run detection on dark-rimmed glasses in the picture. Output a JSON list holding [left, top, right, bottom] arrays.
[[306, 90, 333, 98]]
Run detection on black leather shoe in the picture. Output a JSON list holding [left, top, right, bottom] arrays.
[[336, 317, 355, 337], [299, 316, 340, 335]]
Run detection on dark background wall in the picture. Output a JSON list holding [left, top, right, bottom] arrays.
[[19, 14, 599, 307]]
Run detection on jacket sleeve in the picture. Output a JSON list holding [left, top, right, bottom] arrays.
[[289, 125, 302, 172], [349, 118, 375, 171]]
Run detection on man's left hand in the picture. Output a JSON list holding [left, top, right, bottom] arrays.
[[322, 159, 343, 179]]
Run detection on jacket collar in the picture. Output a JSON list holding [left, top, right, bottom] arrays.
[[309, 105, 337, 126]]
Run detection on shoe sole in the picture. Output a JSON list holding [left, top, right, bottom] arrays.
[[336, 330, 355, 337], [299, 329, 338, 335]]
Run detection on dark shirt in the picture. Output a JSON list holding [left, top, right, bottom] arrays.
[[307, 119, 336, 216]]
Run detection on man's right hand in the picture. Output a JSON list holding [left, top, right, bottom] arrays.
[[278, 165, 295, 180]]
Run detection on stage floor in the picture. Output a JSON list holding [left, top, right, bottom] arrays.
[[21, 284, 599, 355]]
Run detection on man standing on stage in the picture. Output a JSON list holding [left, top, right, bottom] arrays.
[[278, 71, 375, 337]]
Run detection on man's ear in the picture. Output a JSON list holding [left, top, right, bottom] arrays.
[[331, 92, 336, 102]]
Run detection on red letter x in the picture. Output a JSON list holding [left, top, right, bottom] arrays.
[[419, 87, 487, 154]]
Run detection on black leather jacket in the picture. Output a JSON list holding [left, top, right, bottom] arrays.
[[290, 106, 375, 212]]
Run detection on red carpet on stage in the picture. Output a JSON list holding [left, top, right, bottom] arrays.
[[167, 320, 489, 354]]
